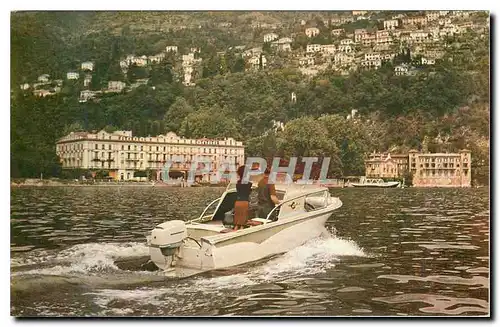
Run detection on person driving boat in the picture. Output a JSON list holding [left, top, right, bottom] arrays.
[[257, 168, 280, 220]]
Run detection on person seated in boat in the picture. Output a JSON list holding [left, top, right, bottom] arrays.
[[257, 168, 280, 220], [233, 165, 252, 230]]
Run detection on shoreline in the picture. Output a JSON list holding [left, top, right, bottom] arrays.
[[10, 181, 486, 189], [10, 184, 228, 188], [10, 179, 227, 188]]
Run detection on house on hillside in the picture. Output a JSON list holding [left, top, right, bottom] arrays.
[[148, 53, 166, 64], [33, 89, 55, 97], [84, 74, 92, 87], [37, 74, 50, 83], [306, 44, 322, 53], [248, 54, 267, 70], [340, 38, 354, 45], [394, 64, 412, 76], [272, 37, 292, 52], [243, 47, 263, 58], [165, 46, 178, 53], [299, 56, 315, 66], [67, 72, 79, 80], [107, 81, 126, 92], [402, 16, 428, 26], [263, 32, 279, 43], [305, 27, 320, 38], [79, 90, 101, 103], [81, 61, 94, 71], [384, 19, 399, 30], [331, 28, 344, 37]]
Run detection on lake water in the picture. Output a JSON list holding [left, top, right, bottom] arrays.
[[10, 186, 490, 316]]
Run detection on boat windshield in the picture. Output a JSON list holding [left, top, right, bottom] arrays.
[[192, 183, 331, 226]]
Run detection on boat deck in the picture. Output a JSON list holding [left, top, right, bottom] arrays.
[[187, 218, 273, 235]]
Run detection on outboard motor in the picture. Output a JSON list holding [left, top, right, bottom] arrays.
[[149, 220, 187, 271]]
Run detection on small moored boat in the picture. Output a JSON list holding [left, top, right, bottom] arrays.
[[147, 182, 342, 278], [351, 177, 400, 188]]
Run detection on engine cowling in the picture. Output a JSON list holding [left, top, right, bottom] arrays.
[[150, 220, 187, 256]]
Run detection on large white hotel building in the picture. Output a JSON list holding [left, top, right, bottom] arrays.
[[56, 130, 245, 181]]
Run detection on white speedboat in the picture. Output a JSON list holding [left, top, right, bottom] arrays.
[[351, 178, 400, 188], [147, 182, 342, 278]]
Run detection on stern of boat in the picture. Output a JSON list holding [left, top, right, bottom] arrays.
[[147, 220, 217, 278]]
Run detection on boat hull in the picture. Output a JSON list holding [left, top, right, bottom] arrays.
[[351, 182, 400, 188], [150, 208, 336, 278]]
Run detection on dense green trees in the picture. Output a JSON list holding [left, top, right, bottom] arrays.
[[149, 61, 174, 85], [278, 117, 343, 177], [164, 97, 194, 132], [127, 64, 149, 82], [179, 106, 242, 139], [11, 93, 65, 178], [319, 115, 370, 176]]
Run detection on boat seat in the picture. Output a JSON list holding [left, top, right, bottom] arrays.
[[250, 218, 273, 224], [246, 219, 263, 227], [219, 219, 263, 233], [188, 222, 226, 233]]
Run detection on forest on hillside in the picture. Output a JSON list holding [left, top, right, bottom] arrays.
[[10, 12, 490, 185]]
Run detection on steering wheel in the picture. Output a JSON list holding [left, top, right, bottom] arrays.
[[304, 202, 315, 211], [270, 207, 280, 221]]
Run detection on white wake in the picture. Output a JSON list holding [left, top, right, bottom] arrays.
[[87, 234, 367, 307]]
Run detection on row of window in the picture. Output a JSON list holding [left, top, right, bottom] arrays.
[[91, 151, 241, 161], [61, 153, 83, 159], [60, 143, 243, 155], [60, 144, 84, 151], [368, 156, 408, 164], [414, 162, 469, 169], [369, 164, 408, 170], [418, 169, 469, 177], [62, 158, 80, 163], [97, 135, 236, 146], [91, 152, 241, 162], [85, 160, 231, 170], [413, 157, 468, 163], [89, 143, 241, 155]]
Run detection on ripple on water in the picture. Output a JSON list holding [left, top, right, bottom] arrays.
[[404, 250, 423, 254], [419, 242, 480, 250], [337, 287, 366, 293], [377, 274, 488, 288], [10, 186, 489, 316], [11, 245, 36, 252], [466, 267, 489, 274], [347, 263, 384, 268], [372, 293, 489, 315], [352, 309, 372, 313]]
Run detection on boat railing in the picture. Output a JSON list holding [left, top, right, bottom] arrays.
[[265, 189, 330, 221], [225, 182, 235, 192], [194, 182, 257, 223], [194, 197, 222, 222]]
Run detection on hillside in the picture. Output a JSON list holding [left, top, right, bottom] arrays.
[[10, 11, 490, 185]]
